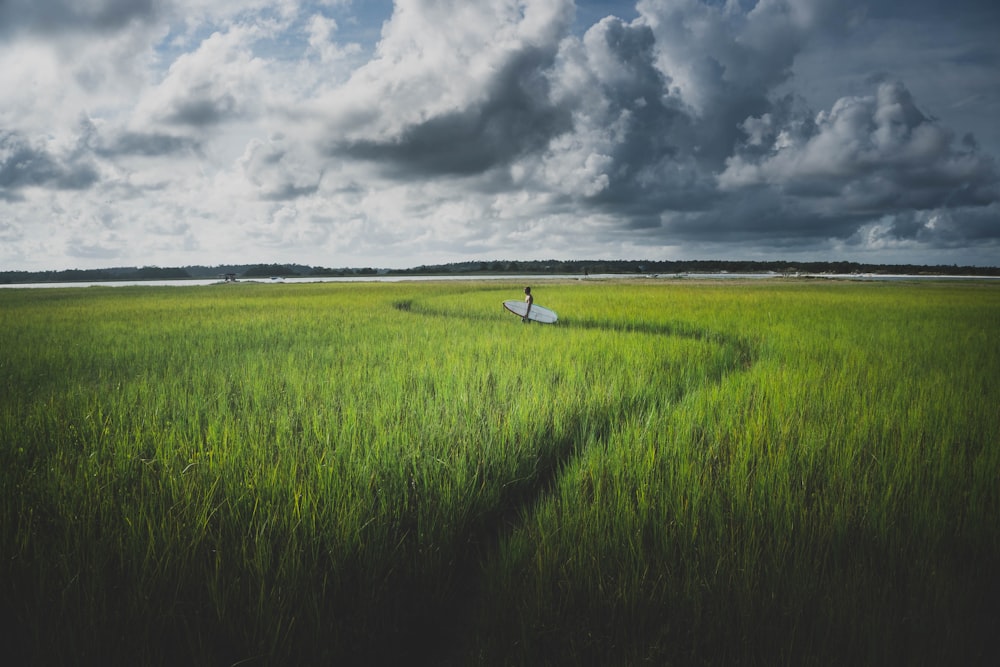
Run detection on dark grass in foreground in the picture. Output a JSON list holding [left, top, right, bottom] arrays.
[[1, 280, 998, 665]]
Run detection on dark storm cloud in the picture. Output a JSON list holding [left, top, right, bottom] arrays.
[[865, 0, 1000, 21], [336, 46, 573, 176], [316, 1, 1000, 251], [566, 16, 719, 215], [530, 9, 795, 221], [839, 205, 1000, 251], [74, 114, 196, 160], [720, 81, 999, 214], [4, 0, 996, 270], [101, 131, 195, 157], [0, 0, 161, 37], [79, 116, 196, 157], [0, 129, 98, 200], [567, 3, 999, 247], [658, 190, 871, 245], [162, 93, 242, 127]]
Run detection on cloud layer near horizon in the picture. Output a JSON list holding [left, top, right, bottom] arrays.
[[2, 0, 998, 270]]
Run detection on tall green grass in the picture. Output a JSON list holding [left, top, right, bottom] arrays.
[[479, 281, 1000, 665], [1, 280, 997, 665]]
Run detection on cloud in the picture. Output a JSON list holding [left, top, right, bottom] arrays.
[[842, 204, 1000, 260], [500, 1, 839, 222], [98, 131, 196, 157], [1, 0, 999, 271], [318, 0, 576, 175], [0, 0, 162, 37], [71, 113, 195, 158], [241, 134, 323, 200], [299, 0, 999, 257], [0, 129, 99, 200], [134, 26, 269, 128], [719, 80, 999, 214], [535, 14, 708, 217], [339, 46, 573, 176], [527, 2, 998, 248]]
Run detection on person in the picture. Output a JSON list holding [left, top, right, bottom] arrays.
[[522, 286, 533, 323]]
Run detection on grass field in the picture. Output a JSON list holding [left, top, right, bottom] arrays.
[[1, 279, 998, 665]]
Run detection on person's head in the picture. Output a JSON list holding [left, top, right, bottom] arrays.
[[524, 286, 531, 295]]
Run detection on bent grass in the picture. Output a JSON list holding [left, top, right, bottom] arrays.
[[1, 280, 998, 665]]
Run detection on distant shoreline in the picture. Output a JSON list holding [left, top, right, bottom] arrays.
[[3, 259, 999, 286], [3, 272, 1000, 290]]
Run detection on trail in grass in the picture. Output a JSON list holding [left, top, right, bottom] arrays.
[[395, 296, 756, 664]]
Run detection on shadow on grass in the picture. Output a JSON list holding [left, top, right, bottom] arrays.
[[3, 296, 763, 666], [390, 297, 758, 665]]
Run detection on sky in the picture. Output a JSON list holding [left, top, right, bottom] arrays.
[[1, 0, 999, 271]]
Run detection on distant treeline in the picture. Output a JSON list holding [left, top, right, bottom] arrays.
[[393, 259, 1000, 276], [0, 264, 379, 284], [2, 259, 998, 284]]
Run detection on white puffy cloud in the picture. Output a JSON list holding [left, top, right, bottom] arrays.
[[314, 0, 575, 174], [241, 133, 324, 200], [133, 26, 270, 128]]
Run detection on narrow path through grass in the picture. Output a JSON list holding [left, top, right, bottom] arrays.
[[394, 292, 756, 664], [2, 281, 996, 665]]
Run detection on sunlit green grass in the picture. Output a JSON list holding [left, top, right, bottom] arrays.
[[1, 279, 997, 665]]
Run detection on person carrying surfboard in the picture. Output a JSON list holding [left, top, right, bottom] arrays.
[[501, 290, 557, 323]]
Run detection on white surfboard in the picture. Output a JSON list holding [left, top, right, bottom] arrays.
[[503, 299, 558, 323]]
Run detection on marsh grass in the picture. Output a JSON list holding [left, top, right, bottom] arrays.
[[1, 280, 998, 665], [476, 282, 1000, 666]]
